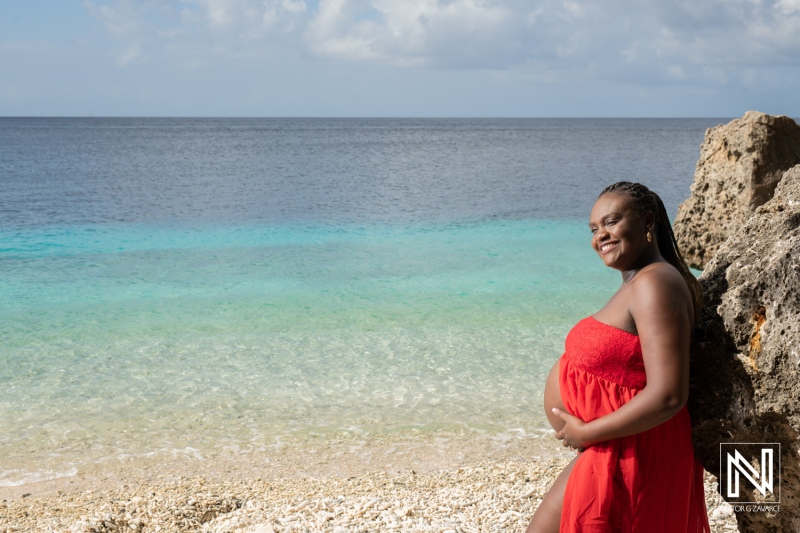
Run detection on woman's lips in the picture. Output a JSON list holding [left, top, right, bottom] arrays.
[[600, 241, 619, 254]]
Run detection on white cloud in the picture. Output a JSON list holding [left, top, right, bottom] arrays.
[[304, 0, 383, 61], [776, 0, 800, 14], [190, 0, 306, 29], [81, 0, 800, 86], [117, 42, 143, 66], [282, 0, 308, 13], [84, 0, 156, 65], [84, 0, 310, 67], [305, 0, 515, 66], [84, 0, 147, 39], [202, 0, 234, 27], [2, 0, 799, 116]]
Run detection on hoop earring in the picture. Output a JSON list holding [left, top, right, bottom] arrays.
[[646, 231, 652, 243]]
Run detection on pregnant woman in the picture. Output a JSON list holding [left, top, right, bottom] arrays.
[[526, 182, 711, 532]]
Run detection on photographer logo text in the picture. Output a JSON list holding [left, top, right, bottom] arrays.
[[719, 443, 781, 513]]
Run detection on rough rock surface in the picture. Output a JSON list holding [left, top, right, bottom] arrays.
[[689, 165, 800, 533], [674, 111, 800, 269]]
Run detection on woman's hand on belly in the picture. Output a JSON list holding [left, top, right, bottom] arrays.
[[544, 358, 566, 433]]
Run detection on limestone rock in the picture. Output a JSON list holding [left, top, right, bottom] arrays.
[[689, 165, 800, 533], [674, 111, 800, 269]]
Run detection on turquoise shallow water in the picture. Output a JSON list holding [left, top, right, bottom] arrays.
[[0, 218, 618, 484], [0, 117, 719, 486]]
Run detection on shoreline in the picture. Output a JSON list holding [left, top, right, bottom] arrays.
[[1, 435, 737, 532], [1, 432, 564, 501]]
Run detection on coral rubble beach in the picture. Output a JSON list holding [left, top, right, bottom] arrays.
[[1, 435, 737, 532]]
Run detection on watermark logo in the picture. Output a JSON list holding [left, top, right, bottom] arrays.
[[719, 442, 781, 511]]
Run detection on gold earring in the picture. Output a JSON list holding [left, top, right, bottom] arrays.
[[646, 231, 652, 243]]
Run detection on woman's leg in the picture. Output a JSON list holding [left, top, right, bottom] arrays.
[[525, 452, 581, 533]]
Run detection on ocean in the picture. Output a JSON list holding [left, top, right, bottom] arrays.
[[0, 117, 723, 486]]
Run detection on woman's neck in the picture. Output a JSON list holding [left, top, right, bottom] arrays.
[[620, 247, 666, 284]]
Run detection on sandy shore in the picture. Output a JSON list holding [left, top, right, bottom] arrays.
[[0, 435, 737, 532]]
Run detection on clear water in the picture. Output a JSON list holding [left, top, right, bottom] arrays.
[[0, 118, 723, 485]]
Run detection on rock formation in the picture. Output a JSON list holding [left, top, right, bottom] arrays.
[[674, 111, 800, 269], [688, 164, 800, 532]]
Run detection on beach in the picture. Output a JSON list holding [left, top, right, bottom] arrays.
[[0, 118, 732, 531], [0, 434, 737, 532]]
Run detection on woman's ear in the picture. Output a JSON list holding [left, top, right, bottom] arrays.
[[645, 211, 655, 232]]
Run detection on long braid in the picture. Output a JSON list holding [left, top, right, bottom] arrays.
[[598, 181, 703, 322]]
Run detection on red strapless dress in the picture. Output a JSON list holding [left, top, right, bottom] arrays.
[[558, 316, 711, 532]]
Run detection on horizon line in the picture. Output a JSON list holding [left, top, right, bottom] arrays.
[[0, 115, 741, 120]]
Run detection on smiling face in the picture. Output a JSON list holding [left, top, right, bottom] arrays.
[[589, 191, 652, 271]]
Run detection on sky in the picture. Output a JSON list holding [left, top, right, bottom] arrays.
[[2, 0, 800, 117]]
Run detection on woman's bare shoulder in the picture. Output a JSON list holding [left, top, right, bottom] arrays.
[[636, 261, 683, 280], [629, 262, 692, 314]]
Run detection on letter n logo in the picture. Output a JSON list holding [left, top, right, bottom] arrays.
[[719, 443, 780, 504]]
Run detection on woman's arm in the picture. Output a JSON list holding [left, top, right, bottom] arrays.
[[553, 266, 692, 449]]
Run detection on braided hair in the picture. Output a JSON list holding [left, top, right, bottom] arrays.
[[598, 181, 703, 322]]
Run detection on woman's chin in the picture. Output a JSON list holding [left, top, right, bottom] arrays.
[[601, 255, 624, 270]]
